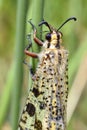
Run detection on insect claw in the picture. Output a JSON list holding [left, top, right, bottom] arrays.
[[27, 34, 31, 39], [23, 60, 27, 65], [26, 34, 32, 50], [23, 60, 35, 77], [25, 43, 32, 50], [28, 19, 36, 31]]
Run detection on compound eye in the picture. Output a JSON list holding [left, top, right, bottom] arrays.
[[57, 32, 63, 39], [45, 33, 51, 41]]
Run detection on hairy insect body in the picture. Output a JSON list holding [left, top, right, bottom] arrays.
[[18, 17, 76, 130]]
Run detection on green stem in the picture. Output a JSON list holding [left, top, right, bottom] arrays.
[[11, 0, 28, 130], [29, 0, 45, 87], [32, 0, 45, 68]]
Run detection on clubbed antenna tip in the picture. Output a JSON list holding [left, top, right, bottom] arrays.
[[57, 17, 77, 31]]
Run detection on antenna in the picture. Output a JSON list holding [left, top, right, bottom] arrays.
[[39, 20, 52, 32], [57, 17, 77, 31]]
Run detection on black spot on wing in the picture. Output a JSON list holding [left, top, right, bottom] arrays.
[[34, 119, 42, 130], [26, 103, 35, 116], [32, 87, 40, 97]]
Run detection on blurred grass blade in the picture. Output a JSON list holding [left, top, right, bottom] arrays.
[[11, 0, 28, 130], [28, 0, 45, 87], [67, 56, 87, 123], [0, 64, 14, 129], [32, 0, 45, 68], [69, 34, 87, 85]]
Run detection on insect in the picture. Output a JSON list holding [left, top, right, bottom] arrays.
[[18, 17, 77, 130]]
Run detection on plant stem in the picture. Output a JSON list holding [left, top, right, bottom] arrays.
[[11, 0, 28, 130], [28, 0, 45, 87]]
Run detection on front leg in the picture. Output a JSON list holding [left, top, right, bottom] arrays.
[[24, 34, 38, 58], [24, 49, 38, 58], [29, 20, 43, 46], [24, 34, 37, 78]]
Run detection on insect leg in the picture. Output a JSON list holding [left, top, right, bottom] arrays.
[[28, 20, 43, 46], [23, 34, 36, 77], [24, 34, 38, 58], [23, 60, 35, 77], [25, 34, 32, 50]]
